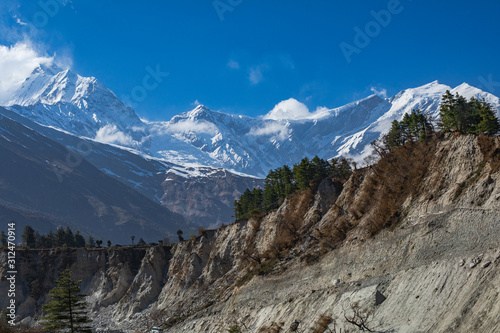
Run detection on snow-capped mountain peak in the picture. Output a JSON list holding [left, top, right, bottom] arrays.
[[3, 71, 499, 177], [8, 64, 101, 107], [5, 63, 148, 148]]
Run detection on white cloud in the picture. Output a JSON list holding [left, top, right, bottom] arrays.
[[14, 16, 27, 26], [246, 53, 294, 85], [249, 66, 265, 85], [95, 125, 135, 146], [227, 59, 240, 69], [165, 119, 218, 135], [247, 122, 290, 141], [0, 42, 54, 104], [370, 86, 388, 98], [264, 98, 331, 121]]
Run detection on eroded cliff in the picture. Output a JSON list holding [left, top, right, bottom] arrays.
[[1, 134, 499, 332]]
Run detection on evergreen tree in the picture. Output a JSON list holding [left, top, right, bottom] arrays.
[[293, 157, 313, 190], [311, 156, 330, 182], [130, 235, 135, 245], [329, 157, 353, 181], [0, 231, 6, 246], [383, 109, 433, 149], [95, 240, 103, 248], [474, 99, 500, 135], [137, 238, 146, 246], [41, 269, 92, 333], [234, 155, 353, 221], [177, 229, 184, 242], [46, 230, 55, 248], [34, 231, 41, 248], [85, 236, 95, 248], [262, 179, 279, 212], [65, 227, 75, 247], [55, 227, 66, 247], [107, 240, 112, 247], [279, 165, 296, 197], [74, 231, 86, 248], [250, 188, 263, 213], [438, 91, 498, 135], [22, 225, 36, 248]]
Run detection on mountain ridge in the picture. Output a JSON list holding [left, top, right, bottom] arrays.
[[5, 64, 500, 177]]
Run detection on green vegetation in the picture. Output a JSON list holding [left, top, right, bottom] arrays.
[[234, 156, 352, 220], [15, 226, 96, 249], [439, 90, 499, 135], [383, 109, 434, 149], [41, 269, 92, 333], [380, 92, 499, 153], [177, 229, 184, 241], [228, 324, 242, 333]]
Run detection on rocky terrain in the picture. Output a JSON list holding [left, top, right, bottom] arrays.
[[1, 134, 499, 332]]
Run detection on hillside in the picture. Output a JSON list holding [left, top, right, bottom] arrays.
[[1, 133, 499, 332], [3, 64, 499, 231], [0, 113, 191, 244]]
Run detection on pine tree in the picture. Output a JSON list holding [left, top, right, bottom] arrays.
[[41, 269, 92, 333], [438, 92, 498, 134], [74, 231, 86, 248], [22, 225, 36, 248], [46, 230, 55, 248], [262, 180, 279, 211], [250, 187, 263, 213], [474, 99, 500, 135], [65, 227, 75, 247], [329, 157, 353, 181], [279, 165, 296, 197], [311, 156, 330, 182], [55, 227, 66, 247], [177, 229, 184, 242], [85, 236, 95, 248], [383, 109, 434, 149], [0, 231, 6, 246], [137, 238, 146, 246], [293, 157, 313, 190]]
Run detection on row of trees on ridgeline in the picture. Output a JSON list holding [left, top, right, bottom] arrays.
[[233, 156, 353, 220], [0, 225, 152, 249], [235, 92, 499, 220], [383, 91, 499, 150]]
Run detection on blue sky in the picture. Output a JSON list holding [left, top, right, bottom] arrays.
[[1, 0, 499, 120]]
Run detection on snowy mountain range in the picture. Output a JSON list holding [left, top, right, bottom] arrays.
[[1, 63, 499, 236], [5, 64, 500, 177]]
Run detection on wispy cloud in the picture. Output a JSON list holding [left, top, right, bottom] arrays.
[[95, 125, 135, 146], [247, 53, 295, 85], [0, 42, 54, 104], [247, 122, 290, 141], [227, 59, 240, 69], [249, 65, 266, 85], [155, 119, 219, 136], [13, 15, 27, 26], [370, 86, 388, 98]]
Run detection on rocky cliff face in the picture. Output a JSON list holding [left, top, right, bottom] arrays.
[[1, 135, 499, 332]]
